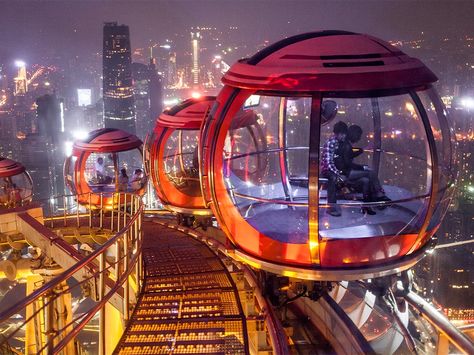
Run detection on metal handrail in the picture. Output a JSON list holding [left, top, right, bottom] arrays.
[[404, 291, 474, 354], [0, 192, 144, 354], [0, 192, 141, 321], [321, 292, 377, 354], [231, 190, 431, 208], [224, 145, 431, 165], [52, 248, 141, 353], [459, 324, 474, 332]]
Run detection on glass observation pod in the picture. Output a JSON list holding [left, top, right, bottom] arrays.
[[148, 95, 267, 218], [0, 157, 33, 208], [64, 128, 147, 208], [200, 31, 456, 280], [147, 96, 216, 216]]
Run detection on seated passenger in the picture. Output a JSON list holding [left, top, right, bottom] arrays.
[[95, 157, 106, 183], [188, 146, 200, 178], [130, 168, 144, 191], [335, 125, 391, 215], [320, 113, 348, 217], [0, 185, 8, 206], [118, 168, 129, 192], [8, 183, 22, 207]]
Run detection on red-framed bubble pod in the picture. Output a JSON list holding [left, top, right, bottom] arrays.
[[148, 96, 268, 216], [147, 97, 216, 215], [64, 128, 147, 208], [0, 157, 33, 208], [200, 31, 456, 280]]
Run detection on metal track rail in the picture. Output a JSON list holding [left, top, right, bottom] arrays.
[[114, 221, 250, 354]]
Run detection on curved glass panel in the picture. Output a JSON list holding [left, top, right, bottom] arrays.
[[224, 95, 311, 243], [163, 129, 201, 197], [0, 173, 32, 207], [318, 94, 431, 266], [65, 156, 77, 194], [219, 90, 449, 268], [416, 88, 456, 232]]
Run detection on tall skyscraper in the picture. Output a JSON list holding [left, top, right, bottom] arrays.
[[190, 31, 201, 86], [132, 61, 163, 139], [168, 52, 178, 87], [25, 93, 66, 199], [36, 93, 63, 143], [103, 22, 135, 134], [13, 60, 28, 97]]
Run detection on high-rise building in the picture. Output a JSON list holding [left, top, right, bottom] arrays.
[[21, 93, 66, 199], [103, 22, 135, 134], [0, 64, 7, 93], [168, 52, 178, 87], [190, 31, 201, 86], [13, 60, 28, 96], [84, 99, 104, 131], [132, 61, 163, 139], [151, 43, 174, 87], [36, 93, 63, 143], [20, 134, 57, 200]]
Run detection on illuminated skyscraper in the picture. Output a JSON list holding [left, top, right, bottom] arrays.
[[191, 31, 201, 86], [103, 22, 136, 134], [13, 60, 28, 96], [168, 52, 178, 87]]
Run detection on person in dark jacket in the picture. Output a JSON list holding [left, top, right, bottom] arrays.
[[320, 117, 348, 217], [335, 125, 390, 215]]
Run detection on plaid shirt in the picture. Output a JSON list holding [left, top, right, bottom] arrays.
[[320, 135, 343, 177]]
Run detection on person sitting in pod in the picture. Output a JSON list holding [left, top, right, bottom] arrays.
[[118, 168, 129, 192], [130, 168, 144, 191], [320, 115, 348, 217], [8, 183, 22, 207], [335, 125, 391, 215], [94, 157, 106, 184], [0, 185, 8, 207]]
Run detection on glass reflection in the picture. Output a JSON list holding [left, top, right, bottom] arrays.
[[224, 95, 311, 243], [163, 130, 201, 197]]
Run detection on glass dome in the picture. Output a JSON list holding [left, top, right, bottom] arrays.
[[200, 31, 456, 279], [64, 128, 147, 207], [147, 97, 215, 215], [0, 158, 33, 208]]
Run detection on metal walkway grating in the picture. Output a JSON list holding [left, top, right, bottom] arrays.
[[114, 222, 249, 354]]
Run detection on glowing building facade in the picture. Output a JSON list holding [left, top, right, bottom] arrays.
[[103, 22, 136, 134], [13, 60, 28, 97], [191, 31, 201, 86]]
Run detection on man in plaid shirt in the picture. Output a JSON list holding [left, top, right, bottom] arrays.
[[321, 119, 348, 217]]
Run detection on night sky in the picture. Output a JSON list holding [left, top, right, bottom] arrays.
[[1, 0, 473, 61]]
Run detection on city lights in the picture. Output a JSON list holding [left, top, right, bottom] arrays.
[[14, 60, 25, 68], [163, 98, 179, 106], [0, 4, 472, 354], [64, 141, 74, 157], [460, 97, 474, 109], [72, 129, 89, 140]]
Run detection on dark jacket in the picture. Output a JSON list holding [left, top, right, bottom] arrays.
[[334, 140, 364, 176]]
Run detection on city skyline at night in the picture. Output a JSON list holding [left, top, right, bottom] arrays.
[[0, 1, 472, 353]]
